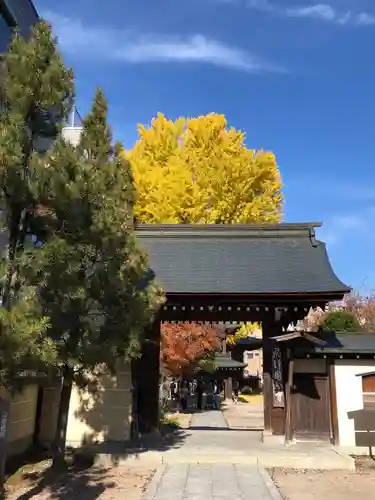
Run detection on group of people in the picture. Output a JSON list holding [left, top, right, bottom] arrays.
[[169, 378, 222, 411]]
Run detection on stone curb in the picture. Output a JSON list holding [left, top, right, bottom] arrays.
[[95, 452, 355, 471], [94, 451, 355, 470], [258, 466, 284, 500], [141, 464, 168, 500]]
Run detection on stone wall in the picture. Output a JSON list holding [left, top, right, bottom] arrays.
[[0, 385, 38, 457], [65, 360, 133, 447]]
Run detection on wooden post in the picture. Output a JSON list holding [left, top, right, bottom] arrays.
[[284, 352, 294, 445]]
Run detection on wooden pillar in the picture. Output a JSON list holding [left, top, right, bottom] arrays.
[[262, 319, 273, 433], [262, 312, 286, 435], [132, 320, 161, 435], [224, 376, 232, 401], [284, 353, 294, 445]]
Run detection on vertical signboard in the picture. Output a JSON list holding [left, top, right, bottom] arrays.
[[272, 347, 285, 407]]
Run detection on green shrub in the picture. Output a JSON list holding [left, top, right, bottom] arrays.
[[323, 310, 361, 332], [241, 386, 253, 395]]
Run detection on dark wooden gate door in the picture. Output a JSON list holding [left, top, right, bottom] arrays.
[[291, 374, 330, 440]]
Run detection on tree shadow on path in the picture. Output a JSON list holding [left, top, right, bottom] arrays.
[[10, 463, 116, 500]]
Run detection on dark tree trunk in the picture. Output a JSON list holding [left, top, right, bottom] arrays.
[[2, 128, 35, 308], [130, 358, 139, 439], [133, 320, 161, 435], [33, 386, 44, 446], [2, 205, 22, 309], [53, 368, 73, 467]]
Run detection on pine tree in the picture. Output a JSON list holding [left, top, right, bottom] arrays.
[[0, 22, 73, 384], [25, 89, 164, 465]]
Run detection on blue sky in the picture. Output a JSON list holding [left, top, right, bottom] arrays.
[[34, 0, 375, 293]]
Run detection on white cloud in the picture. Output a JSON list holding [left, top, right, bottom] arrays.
[[44, 11, 283, 73], [356, 12, 375, 26], [115, 35, 274, 72], [243, 1, 375, 26], [285, 4, 337, 22]]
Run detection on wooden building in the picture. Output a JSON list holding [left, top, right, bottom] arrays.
[[134, 223, 349, 437], [280, 331, 375, 448]]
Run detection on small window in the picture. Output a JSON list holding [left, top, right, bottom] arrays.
[[361, 373, 375, 408], [362, 374, 375, 393]]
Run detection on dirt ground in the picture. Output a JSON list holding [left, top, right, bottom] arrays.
[[271, 458, 375, 500], [5, 461, 155, 500], [166, 411, 192, 429]]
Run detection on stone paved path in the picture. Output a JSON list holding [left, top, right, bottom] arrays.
[[189, 409, 228, 429], [142, 463, 281, 500], [142, 409, 281, 499], [223, 401, 264, 430]]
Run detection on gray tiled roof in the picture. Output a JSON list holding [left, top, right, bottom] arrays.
[[235, 337, 264, 348], [234, 331, 375, 355], [136, 223, 350, 295], [213, 353, 246, 369], [300, 332, 375, 354]]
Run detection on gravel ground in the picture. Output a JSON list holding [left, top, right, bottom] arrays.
[[6, 463, 155, 500], [270, 458, 375, 500]]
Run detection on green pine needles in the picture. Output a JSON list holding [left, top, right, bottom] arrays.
[[0, 21, 73, 384], [0, 21, 164, 464]]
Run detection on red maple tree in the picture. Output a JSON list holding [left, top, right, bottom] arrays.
[[161, 322, 221, 376]]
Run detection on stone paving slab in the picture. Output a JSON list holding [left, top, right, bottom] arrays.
[[189, 410, 228, 429], [222, 402, 264, 430], [142, 464, 282, 500]]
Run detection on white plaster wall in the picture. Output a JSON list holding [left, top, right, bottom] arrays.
[[335, 360, 375, 447], [62, 127, 82, 146]]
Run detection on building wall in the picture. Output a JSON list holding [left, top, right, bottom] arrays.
[[62, 127, 82, 147], [0, 0, 38, 52], [2, 0, 38, 35], [334, 359, 375, 447], [0, 10, 13, 52], [0, 384, 38, 457], [243, 350, 263, 377], [38, 361, 134, 448]]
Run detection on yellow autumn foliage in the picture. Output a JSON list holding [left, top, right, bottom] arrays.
[[125, 113, 283, 224], [226, 322, 262, 346]]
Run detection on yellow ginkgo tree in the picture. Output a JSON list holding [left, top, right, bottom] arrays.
[[125, 113, 281, 359], [125, 113, 283, 224], [226, 322, 262, 346]]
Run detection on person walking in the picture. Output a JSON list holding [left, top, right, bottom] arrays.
[[213, 380, 221, 410], [180, 380, 189, 412], [170, 379, 176, 400], [196, 378, 203, 411]]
